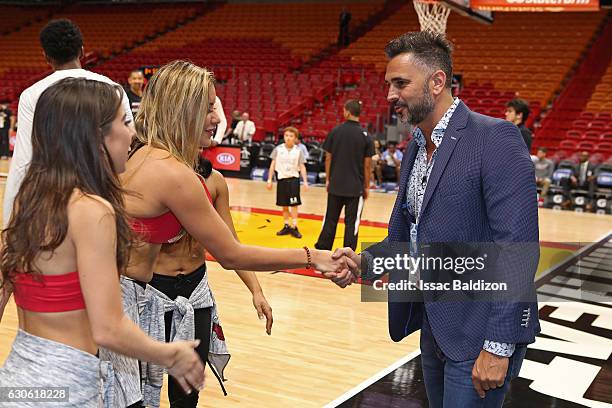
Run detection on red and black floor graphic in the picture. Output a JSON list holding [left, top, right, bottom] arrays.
[[330, 235, 612, 408]]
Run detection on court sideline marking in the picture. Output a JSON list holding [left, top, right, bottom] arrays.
[[322, 350, 422, 408], [322, 231, 612, 408]]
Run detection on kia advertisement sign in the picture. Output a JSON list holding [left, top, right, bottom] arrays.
[[216, 152, 236, 166], [202, 146, 241, 171]]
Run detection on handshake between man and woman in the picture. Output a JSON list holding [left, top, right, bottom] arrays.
[[319, 247, 362, 288]]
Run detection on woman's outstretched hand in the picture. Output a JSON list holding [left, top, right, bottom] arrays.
[[312, 249, 359, 287]]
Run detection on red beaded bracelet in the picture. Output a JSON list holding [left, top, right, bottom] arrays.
[[303, 246, 312, 270]]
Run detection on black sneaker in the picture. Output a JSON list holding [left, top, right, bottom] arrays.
[[289, 226, 303, 239], [276, 224, 292, 236]]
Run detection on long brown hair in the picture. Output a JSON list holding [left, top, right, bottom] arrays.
[[1, 78, 133, 282]]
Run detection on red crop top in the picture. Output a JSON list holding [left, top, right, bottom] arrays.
[[130, 179, 213, 244], [12, 271, 86, 312], [10, 181, 213, 312]]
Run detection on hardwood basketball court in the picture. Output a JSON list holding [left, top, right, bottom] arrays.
[[0, 159, 610, 407]]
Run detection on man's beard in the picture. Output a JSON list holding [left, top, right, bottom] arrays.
[[398, 82, 435, 126]]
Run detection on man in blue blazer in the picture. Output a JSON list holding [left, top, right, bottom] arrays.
[[331, 31, 540, 407]]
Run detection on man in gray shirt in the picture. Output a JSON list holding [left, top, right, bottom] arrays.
[[533, 147, 554, 197]]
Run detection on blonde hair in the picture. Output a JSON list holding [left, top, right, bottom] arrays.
[[135, 60, 215, 168]]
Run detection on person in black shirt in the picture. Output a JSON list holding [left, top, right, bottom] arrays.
[[315, 100, 374, 251], [0, 100, 15, 159], [570, 151, 597, 211], [338, 7, 351, 47], [226, 110, 242, 144], [125, 69, 144, 117], [229, 110, 241, 131], [505, 98, 532, 152]]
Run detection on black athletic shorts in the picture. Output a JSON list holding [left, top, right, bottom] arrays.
[[276, 177, 301, 206]]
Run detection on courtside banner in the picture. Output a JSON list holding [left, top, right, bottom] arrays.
[[203, 146, 241, 171], [471, 0, 599, 11]]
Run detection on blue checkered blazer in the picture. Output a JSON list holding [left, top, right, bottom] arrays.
[[364, 101, 541, 361]]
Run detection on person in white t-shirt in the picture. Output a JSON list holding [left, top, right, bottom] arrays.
[[3, 19, 133, 227], [266, 127, 308, 238]]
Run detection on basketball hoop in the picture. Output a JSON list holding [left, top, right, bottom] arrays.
[[413, 0, 451, 34]]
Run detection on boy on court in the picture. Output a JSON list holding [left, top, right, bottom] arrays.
[[267, 127, 308, 238]]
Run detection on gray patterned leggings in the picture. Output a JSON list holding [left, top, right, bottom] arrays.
[[0, 329, 114, 407]]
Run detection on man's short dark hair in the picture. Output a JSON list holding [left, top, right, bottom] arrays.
[[384, 31, 454, 88], [40, 19, 83, 65], [387, 141, 398, 147], [537, 147, 547, 153], [129, 69, 143, 76], [344, 99, 361, 117], [506, 98, 530, 124]]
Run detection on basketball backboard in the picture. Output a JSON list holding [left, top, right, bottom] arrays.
[[441, 0, 495, 24]]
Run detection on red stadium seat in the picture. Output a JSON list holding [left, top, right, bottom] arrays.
[[589, 120, 607, 130], [576, 141, 595, 151], [596, 112, 611, 120], [599, 142, 612, 153], [590, 153, 605, 165], [579, 112, 595, 120], [559, 140, 577, 150], [582, 130, 601, 141], [572, 119, 589, 130]]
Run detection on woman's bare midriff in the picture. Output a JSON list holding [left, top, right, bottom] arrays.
[[18, 307, 97, 355], [125, 243, 163, 282], [154, 240, 205, 277]]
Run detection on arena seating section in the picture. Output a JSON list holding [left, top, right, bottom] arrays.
[[0, 3, 204, 110], [1, 1, 610, 159], [92, 2, 385, 140], [336, 4, 606, 127], [0, 5, 57, 35], [535, 19, 612, 164]]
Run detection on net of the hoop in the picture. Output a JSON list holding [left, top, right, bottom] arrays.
[[413, 0, 451, 33]]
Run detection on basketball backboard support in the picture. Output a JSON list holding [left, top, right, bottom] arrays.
[[441, 0, 495, 24]]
